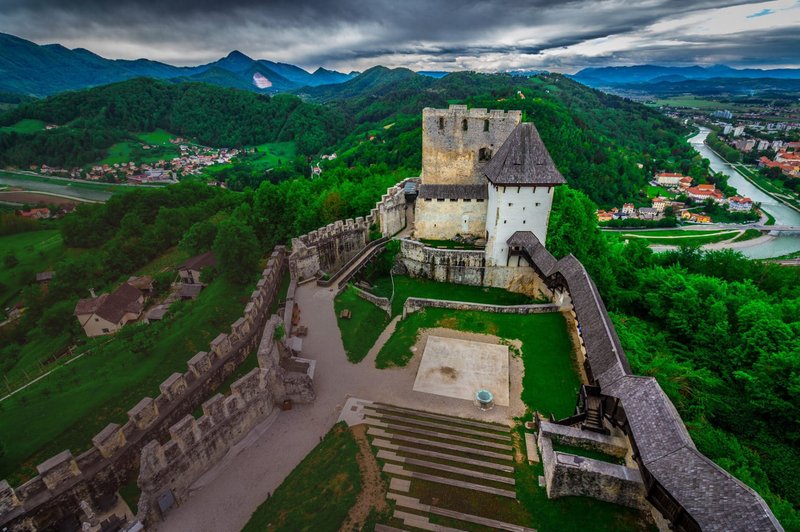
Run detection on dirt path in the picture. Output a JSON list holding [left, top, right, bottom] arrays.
[[340, 425, 388, 531]]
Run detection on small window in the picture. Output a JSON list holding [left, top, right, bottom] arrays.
[[450, 198, 457, 202], [535, 202, 541, 207], [504, 220, 507, 224], [523, 220, 526, 224], [476, 198, 484, 202], [464, 198, 471, 202], [484, 119, 489, 132], [478, 147, 492, 161], [102, 328, 109, 333], [439, 117, 444, 130], [508, 203, 513, 207], [94, 318, 99, 322], [462, 119, 468, 131], [437, 198, 445, 202], [424, 198, 432, 201]]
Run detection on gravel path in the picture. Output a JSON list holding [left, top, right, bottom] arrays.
[[156, 281, 525, 532]]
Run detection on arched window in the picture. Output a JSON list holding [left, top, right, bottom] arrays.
[[479, 147, 493, 161], [462, 119, 468, 131]]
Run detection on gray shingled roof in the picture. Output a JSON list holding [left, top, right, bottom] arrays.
[[418, 184, 488, 200], [505, 230, 782, 532], [178, 251, 217, 272], [483, 123, 566, 186], [74, 283, 143, 324]]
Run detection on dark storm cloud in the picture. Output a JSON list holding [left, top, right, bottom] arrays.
[[0, 0, 796, 71]]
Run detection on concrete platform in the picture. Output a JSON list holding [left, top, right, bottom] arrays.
[[413, 336, 510, 406]]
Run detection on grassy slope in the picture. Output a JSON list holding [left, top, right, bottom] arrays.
[[334, 286, 389, 363], [376, 308, 580, 418], [0, 278, 252, 484], [370, 275, 535, 317], [0, 119, 46, 134], [0, 229, 65, 308], [242, 422, 361, 532]]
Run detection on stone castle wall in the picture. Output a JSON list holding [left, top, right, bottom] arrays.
[[421, 105, 521, 186], [414, 197, 487, 240], [0, 248, 288, 532], [402, 297, 561, 319], [289, 180, 409, 281], [398, 239, 552, 298], [136, 316, 315, 525]]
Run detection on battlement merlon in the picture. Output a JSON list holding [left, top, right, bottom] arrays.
[[422, 105, 522, 121]]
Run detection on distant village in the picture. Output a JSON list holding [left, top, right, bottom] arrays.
[[30, 137, 239, 184], [596, 172, 754, 224]]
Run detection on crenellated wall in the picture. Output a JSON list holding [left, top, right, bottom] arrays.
[[289, 180, 410, 281], [0, 247, 289, 532]]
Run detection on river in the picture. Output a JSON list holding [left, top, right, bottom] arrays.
[[689, 128, 800, 259]]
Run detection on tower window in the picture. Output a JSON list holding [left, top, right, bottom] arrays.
[[478, 147, 492, 161], [439, 117, 444, 130], [535, 202, 541, 206], [462, 119, 468, 131], [484, 119, 489, 132]]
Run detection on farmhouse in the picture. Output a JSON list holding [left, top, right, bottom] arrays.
[[74, 283, 144, 337], [177, 251, 216, 285]]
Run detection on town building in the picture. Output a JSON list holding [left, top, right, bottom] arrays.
[[654, 172, 685, 187], [651, 197, 670, 213], [621, 203, 635, 215], [178, 251, 217, 285], [687, 184, 725, 204], [728, 196, 753, 212], [74, 283, 144, 337], [733, 125, 745, 137], [678, 176, 693, 190], [723, 124, 733, 135]]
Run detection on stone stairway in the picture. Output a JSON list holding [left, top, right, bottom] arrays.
[[365, 403, 537, 531]]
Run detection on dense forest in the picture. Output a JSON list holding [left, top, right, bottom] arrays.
[[547, 187, 800, 529], [0, 79, 348, 167]]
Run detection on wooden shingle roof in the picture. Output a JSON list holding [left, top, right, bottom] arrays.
[[483, 123, 566, 186], [506, 230, 782, 531]]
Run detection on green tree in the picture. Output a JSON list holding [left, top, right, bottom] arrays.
[[213, 216, 261, 285], [180, 220, 218, 255]]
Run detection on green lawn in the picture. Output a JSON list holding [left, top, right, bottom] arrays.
[[0, 170, 134, 193], [137, 129, 176, 145], [242, 422, 361, 532], [605, 229, 741, 246], [644, 185, 676, 199], [0, 230, 65, 308], [369, 275, 536, 317], [334, 286, 390, 363], [375, 309, 580, 418], [100, 140, 179, 166], [731, 229, 763, 243], [0, 278, 253, 484], [244, 141, 296, 169], [134, 246, 189, 277], [0, 119, 46, 134]]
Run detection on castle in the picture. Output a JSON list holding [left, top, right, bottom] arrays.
[[415, 105, 565, 266]]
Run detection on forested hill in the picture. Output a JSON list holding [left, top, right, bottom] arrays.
[[318, 71, 694, 205], [0, 78, 348, 166]]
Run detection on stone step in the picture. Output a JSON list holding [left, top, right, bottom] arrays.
[[367, 428, 513, 461], [364, 409, 512, 442], [378, 450, 514, 485], [375, 525, 409, 532], [388, 494, 536, 532], [373, 402, 508, 432], [380, 422, 514, 451], [393, 509, 466, 532], [373, 439, 514, 472], [383, 463, 517, 499]]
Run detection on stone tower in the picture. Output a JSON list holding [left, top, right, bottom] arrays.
[[421, 105, 521, 186], [483, 123, 566, 266]]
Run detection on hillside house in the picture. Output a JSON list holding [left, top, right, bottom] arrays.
[[687, 184, 724, 204], [621, 203, 635, 215], [18, 207, 50, 219], [74, 283, 144, 337], [651, 197, 670, 213], [178, 251, 217, 285], [655, 172, 685, 187], [678, 176, 693, 190]]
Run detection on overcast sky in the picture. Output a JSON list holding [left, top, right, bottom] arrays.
[[1, 0, 798, 73]]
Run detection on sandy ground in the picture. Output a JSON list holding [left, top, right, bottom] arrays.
[[156, 282, 526, 532], [340, 425, 388, 531]]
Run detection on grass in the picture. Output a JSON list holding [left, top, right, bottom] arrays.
[[370, 275, 536, 317], [134, 246, 189, 277], [100, 140, 179, 166], [0, 278, 254, 484], [731, 229, 763, 243], [118, 478, 141, 515], [419, 239, 482, 250], [269, 269, 292, 315], [0, 170, 134, 193], [242, 422, 361, 532], [605, 229, 740, 246], [0, 229, 65, 309], [0, 119, 46, 134], [643, 185, 676, 199], [243, 141, 296, 170], [514, 425, 653, 531], [137, 129, 175, 145], [334, 286, 390, 363], [375, 308, 580, 418]]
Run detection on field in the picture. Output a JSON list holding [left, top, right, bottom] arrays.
[[369, 275, 536, 317], [0, 230, 66, 309], [0, 191, 82, 206], [604, 229, 742, 246], [244, 141, 296, 169], [0, 119, 46, 134], [375, 308, 580, 418], [242, 422, 361, 532], [334, 286, 390, 363], [652, 96, 751, 111], [0, 278, 253, 484], [643, 185, 676, 199]]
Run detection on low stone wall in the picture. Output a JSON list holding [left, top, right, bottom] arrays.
[[353, 286, 391, 315], [539, 421, 628, 458], [538, 427, 646, 510], [402, 297, 561, 319], [0, 247, 288, 532], [289, 180, 410, 281]]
